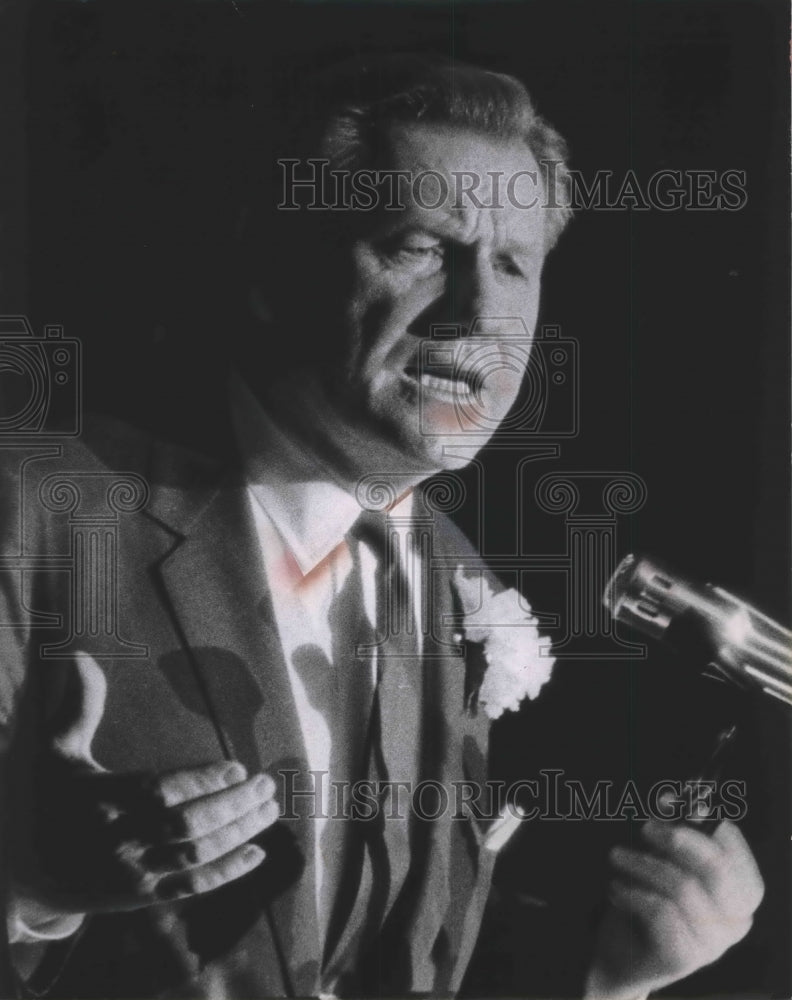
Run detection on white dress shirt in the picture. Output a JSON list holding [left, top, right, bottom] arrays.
[[229, 370, 421, 945]]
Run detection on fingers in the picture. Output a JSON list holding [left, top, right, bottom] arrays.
[[711, 820, 766, 912], [639, 818, 764, 918], [639, 820, 725, 895], [155, 842, 266, 901], [129, 766, 277, 903], [155, 760, 249, 808], [34, 759, 280, 913], [65, 763, 270, 839], [611, 845, 694, 904], [606, 880, 751, 971], [609, 845, 715, 937], [606, 816, 765, 960], [138, 784, 275, 904], [145, 798, 279, 872], [165, 773, 276, 841]]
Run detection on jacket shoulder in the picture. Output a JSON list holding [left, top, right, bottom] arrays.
[[0, 414, 157, 568], [0, 413, 153, 481]]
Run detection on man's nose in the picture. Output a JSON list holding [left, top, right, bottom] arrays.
[[447, 251, 497, 329], [444, 252, 521, 339], [409, 248, 523, 340]]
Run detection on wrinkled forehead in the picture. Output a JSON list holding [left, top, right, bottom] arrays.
[[380, 121, 547, 250]]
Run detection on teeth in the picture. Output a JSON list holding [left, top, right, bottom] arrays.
[[415, 373, 473, 399]]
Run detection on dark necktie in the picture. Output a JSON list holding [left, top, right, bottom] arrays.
[[317, 533, 377, 970], [321, 508, 424, 991]]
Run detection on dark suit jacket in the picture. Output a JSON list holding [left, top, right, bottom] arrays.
[[0, 415, 499, 998]]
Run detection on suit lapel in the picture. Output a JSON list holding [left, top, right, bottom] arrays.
[[146, 442, 322, 996]]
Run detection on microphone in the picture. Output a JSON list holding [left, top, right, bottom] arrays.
[[603, 554, 792, 708]]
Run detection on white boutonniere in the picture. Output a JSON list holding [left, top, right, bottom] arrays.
[[453, 567, 555, 720]]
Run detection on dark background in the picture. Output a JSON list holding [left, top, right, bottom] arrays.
[[3, 0, 790, 996]]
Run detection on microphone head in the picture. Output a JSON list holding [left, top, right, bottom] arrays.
[[604, 553, 792, 707], [604, 553, 694, 641]]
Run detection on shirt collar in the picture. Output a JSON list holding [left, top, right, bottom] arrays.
[[228, 369, 412, 576]]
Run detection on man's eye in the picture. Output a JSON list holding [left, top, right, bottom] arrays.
[[399, 245, 441, 257], [495, 257, 526, 279], [392, 241, 445, 272]]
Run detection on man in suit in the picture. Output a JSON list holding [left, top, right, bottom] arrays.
[[1, 53, 763, 998]]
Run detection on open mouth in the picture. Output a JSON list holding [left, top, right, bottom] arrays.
[[402, 363, 478, 401]]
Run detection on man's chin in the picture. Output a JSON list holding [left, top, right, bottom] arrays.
[[391, 428, 489, 475], [357, 397, 493, 477]]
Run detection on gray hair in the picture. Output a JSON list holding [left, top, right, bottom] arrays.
[[308, 52, 574, 247], [242, 52, 573, 337]]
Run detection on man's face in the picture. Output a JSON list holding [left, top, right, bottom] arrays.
[[287, 122, 548, 476]]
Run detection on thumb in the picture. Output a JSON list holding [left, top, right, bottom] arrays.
[[49, 654, 108, 767]]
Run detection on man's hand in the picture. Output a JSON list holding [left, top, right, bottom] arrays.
[[11, 657, 277, 929], [585, 816, 765, 999]]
